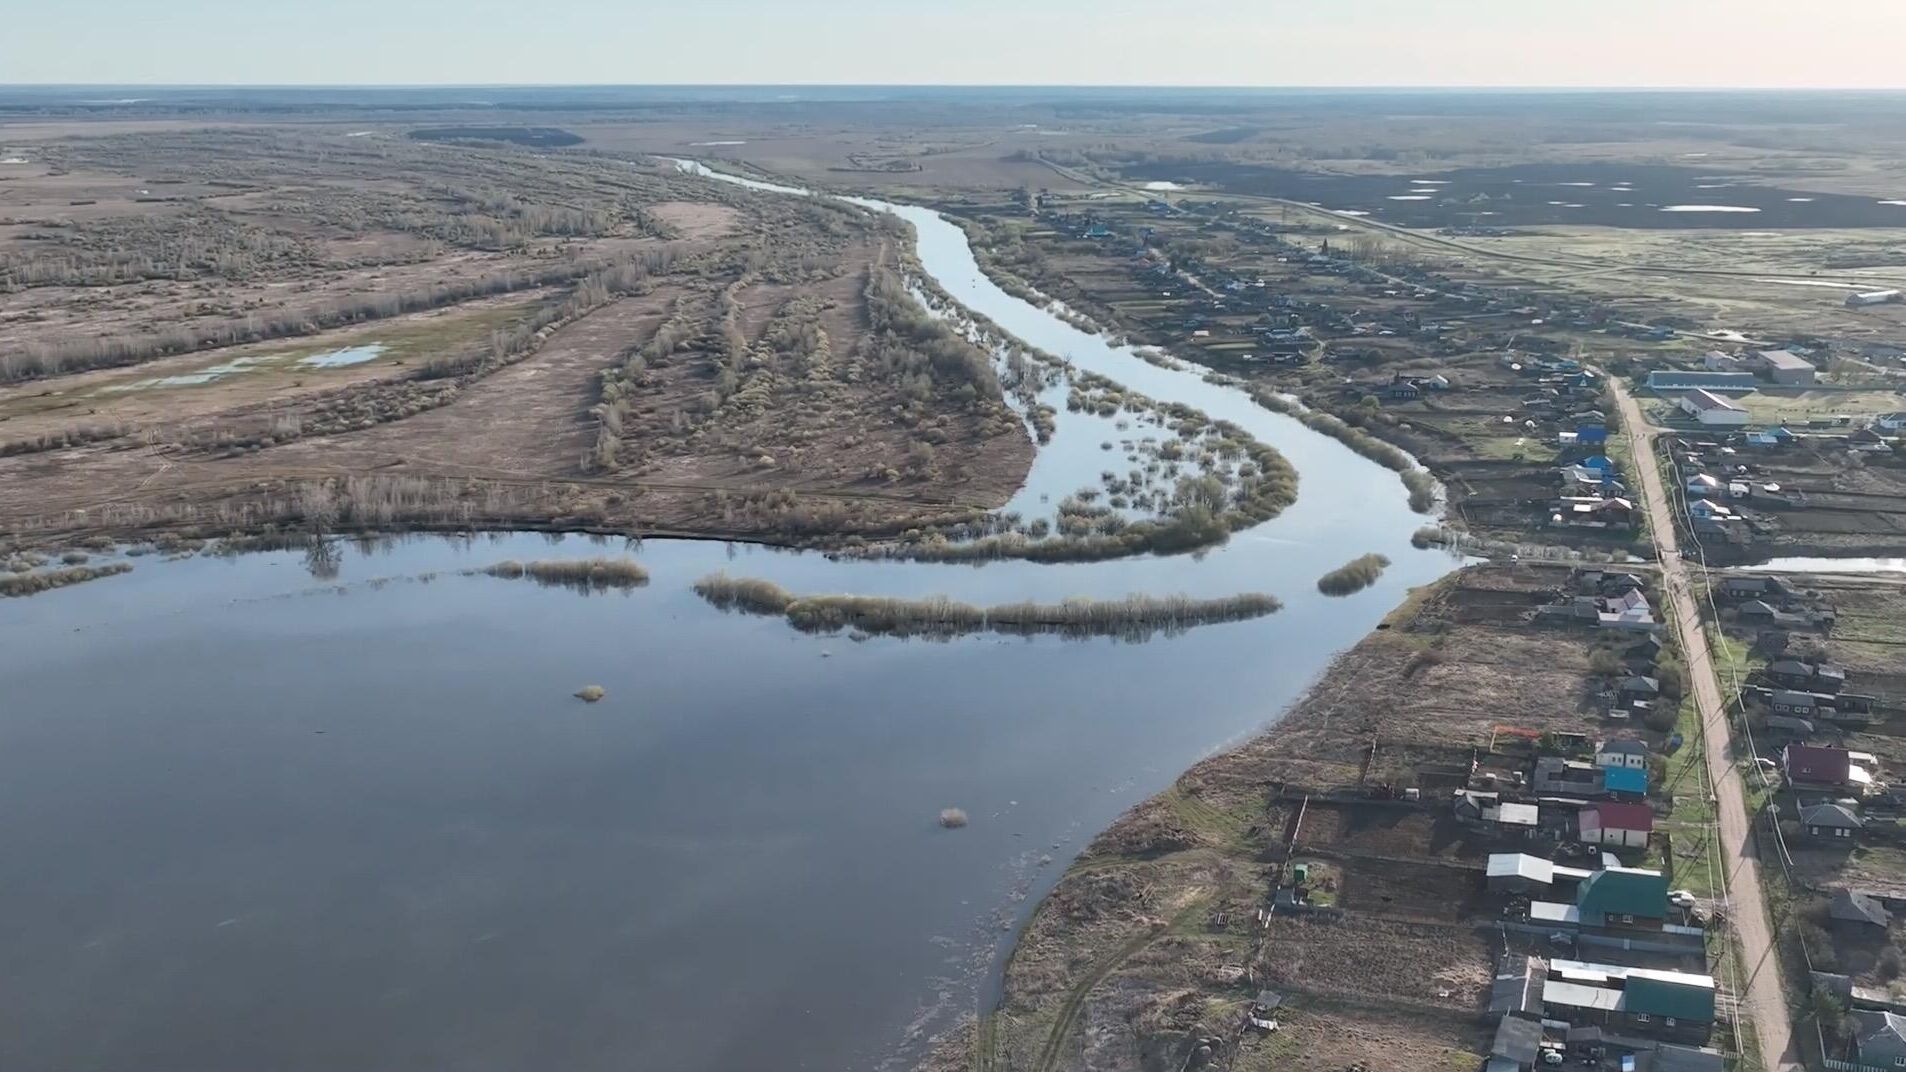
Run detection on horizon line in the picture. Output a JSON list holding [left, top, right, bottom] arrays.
[[5, 82, 1906, 93]]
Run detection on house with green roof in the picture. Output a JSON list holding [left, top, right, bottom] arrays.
[[1575, 867, 1668, 927], [1542, 959, 1715, 1045]]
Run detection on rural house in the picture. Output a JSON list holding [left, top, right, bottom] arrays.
[[1753, 349, 1817, 385], [1602, 766, 1648, 798], [1536, 757, 1603, 797], [1488, 1014, 1544, 1072], [1784, 744, 1854, 788], [1490, 954, 1547, 1019], [1854, 1011, 1906, 1070], [1718, 575, 1795, 602], [1617, 677, 1660, 702], [1801, 803, 1863, 840], [1771, 690, 1832, 718], [1678, 389, 1749, 426], [1830, 890, 1891, 932], [1595, 738, 1649, 770], [1580, 802, 1653, 849], [1541, 959, 1716, 1044]]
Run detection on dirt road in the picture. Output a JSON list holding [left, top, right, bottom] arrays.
[[1612, 380, 1798, 1072]]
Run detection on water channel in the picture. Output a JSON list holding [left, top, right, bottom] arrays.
[[0, 165, 1459, 1072]]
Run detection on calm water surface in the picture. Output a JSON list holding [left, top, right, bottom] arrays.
[[0, 167, 1458, 1072]]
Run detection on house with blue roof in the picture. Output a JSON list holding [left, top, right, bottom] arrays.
[[1603, 765, 1648, 798]]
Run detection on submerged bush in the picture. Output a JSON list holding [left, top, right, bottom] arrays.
[[692, 572, 797, 614], [0, 561, 133, 597], [1317, 553, 1392, 597], [476, 557, 648, 591], [694, 573, 1280, 641]]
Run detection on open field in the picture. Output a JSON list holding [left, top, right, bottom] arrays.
[[0, 125, 1035, 552]]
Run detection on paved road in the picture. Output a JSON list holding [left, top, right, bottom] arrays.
[[1612, 380, 1799, 1072]]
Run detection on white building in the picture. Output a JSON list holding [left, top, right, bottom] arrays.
[[1754, 349, 1816, 386], [1679, 388, 1749, 426]]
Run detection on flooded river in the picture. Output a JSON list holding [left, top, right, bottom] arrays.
[[0, 166, 1457, 1072]]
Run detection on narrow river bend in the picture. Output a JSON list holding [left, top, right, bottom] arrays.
[[0, 165, 1458, 1072]]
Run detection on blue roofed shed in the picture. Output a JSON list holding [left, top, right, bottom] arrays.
[[1603, 766, 1648, 796]]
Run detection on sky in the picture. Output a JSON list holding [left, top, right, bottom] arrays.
[[4, 0, 1905, 89]]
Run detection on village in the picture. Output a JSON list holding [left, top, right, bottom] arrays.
[[949, 180, 1906, 1072], [961, 189, 1906, 570]]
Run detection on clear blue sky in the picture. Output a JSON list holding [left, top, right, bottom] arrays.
[[5, 0, 1903, 88]]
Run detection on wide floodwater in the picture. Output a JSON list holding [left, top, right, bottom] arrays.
[[0, 167, 1457, 1072]]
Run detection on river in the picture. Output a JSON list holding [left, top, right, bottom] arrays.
[[0, 166, 1458, 1072]]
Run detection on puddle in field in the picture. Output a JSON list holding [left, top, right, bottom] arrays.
[[96, 342, 389, 393], [101, 356, 270, 392], [298, 344, 387, 368]]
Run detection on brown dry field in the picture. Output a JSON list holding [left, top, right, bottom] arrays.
[[0, 125, 1033, 551]]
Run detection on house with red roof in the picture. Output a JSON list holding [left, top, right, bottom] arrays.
[[1784, 744, 1852, 788], [1580, 802, 1654, 849]]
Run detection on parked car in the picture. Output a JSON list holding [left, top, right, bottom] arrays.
[[1668, 890, 1697, 909]]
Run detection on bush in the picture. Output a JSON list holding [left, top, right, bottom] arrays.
[[477, 558, 648, 591], [693, 573, 1281, 640], [1317, 554, 1392, 596]]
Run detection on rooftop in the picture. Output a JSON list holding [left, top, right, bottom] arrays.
[[1758, 349, 1815, 372], [1683, 388, 1744, 413]]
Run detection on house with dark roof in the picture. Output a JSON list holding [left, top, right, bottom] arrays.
[[1596, 737, 1650, 771], [1537, 757, 1604, 797], [1772, 690, 1834, 718], [1802, 803, 1864, 840], [1830, 889, 1891, 931], [1580, 802, 1654, 849], [1619, 676, 1661, 701], [1767, 660, 1847, 694], [1855, 1010, 1906, 1070], [1487, 1014, 1545, 1072], [1718, 574, 1795, 602], [1491, 954, 1547, 1018]]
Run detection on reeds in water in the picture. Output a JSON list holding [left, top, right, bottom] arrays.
[[693, 571, 1279, 641], [475, 557, 649, 591], [1316, 553, 1391, 597]]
